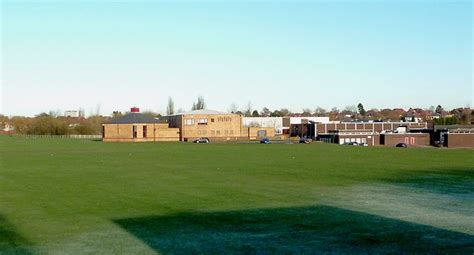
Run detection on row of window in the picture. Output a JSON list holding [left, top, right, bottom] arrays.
[[197, 130, 235, 136], [184, 117, 233, 126], [339, 138, 367, 144]]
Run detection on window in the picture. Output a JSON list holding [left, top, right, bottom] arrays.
[[211, 118, 215, 122], [133, 126, 137, 138], [102, 126, 105, 138], [143, 126, 147, 138], [411, 137, 415, 144], [198, 118, 208, 125], [225, 130, 229, 135], [216, 130, 221, 135], [211, 130, 216, 136], [185, 119, 194, 125], [230, 130, 234, 135]]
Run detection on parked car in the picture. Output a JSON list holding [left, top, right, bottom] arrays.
[[260, 138, 271, 144], [359, 143, 369, 147], [299, 137, 312, 144], [344, 142, 359, 146], [194, 137, 210, 144], [396, 143, 407, 148]]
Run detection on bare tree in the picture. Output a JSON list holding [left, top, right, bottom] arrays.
[[344, 105, 357, 114], [95, 104, 101, 117], [197, 96, 205, 110], [314, 107, 327, 117], [329, 107, 340, 121], [302, 108, 312, 116], [192, 96, 205, 110], [229, 103, 238, 113], [166, 97, 175, 115], [244, 102, 252, 117]]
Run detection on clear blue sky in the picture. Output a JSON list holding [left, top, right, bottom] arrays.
[[1, 0, 472, 116]]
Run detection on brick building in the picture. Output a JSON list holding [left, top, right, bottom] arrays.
[[102, 108, 180, 142], [163, 110, 275, 142], [434, 125, 474, 148], [380, 133, 430, 147], [316, 122, 429, 146]]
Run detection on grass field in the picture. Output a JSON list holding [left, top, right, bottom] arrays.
[[1, 136, 473, 254]]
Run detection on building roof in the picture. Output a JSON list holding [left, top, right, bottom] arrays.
[[434, 125, 474, 131], [107, 113, 161, 124], [172, 109, 230, 116]]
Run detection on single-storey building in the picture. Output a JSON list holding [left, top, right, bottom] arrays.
[[316, 122, 430, 146], [316, 122, 428, 136], [318, 130, 380, 146], [380, 133, 430, 147], [285, 117, 331, 137], [102, 108, 180, 142], [434, 125, 474, 148]]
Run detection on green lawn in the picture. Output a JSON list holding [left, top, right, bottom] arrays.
[[1, 136, 473, 254]]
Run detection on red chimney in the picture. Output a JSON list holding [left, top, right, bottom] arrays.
[[131, 107, 140, 113]]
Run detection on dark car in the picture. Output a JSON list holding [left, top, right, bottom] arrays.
[[396, 143, 407, 148], [260, 138, 271, 144], [299, 137, 312, 144], [194, 137, 210, 144], [344, 142, 359, 146]]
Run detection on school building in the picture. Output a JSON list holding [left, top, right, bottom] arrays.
[[162, 109, 275, 142], [102, 108, 180, 142]]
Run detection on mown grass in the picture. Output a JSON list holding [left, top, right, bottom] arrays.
[[0, 136, 473, 254]]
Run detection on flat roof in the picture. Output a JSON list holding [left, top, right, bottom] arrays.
[[169, 109, 233, 116]]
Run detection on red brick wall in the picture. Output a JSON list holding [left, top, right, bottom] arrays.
[[382, 134, 430, 146], [446, 134, 474, 148]]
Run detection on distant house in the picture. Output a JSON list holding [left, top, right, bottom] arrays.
[[2, 123, 14, 132], [64, 110, 80, 118]]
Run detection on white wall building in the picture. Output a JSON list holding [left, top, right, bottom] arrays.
[[242, 117, 284, 134], [288, 117, 331, 124], [64, 110, 79, 118]]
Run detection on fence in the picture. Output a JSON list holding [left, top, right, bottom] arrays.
[[13, 134, 102, 140]]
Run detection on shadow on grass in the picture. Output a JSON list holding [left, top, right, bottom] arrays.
[[0, 215, 34, 254], [381, 169, 474, 195], [114, 205, 473, 254]]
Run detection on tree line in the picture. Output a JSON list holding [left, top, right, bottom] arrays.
[[0, 113, 107, 135], [1, 99, 472, 136]]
